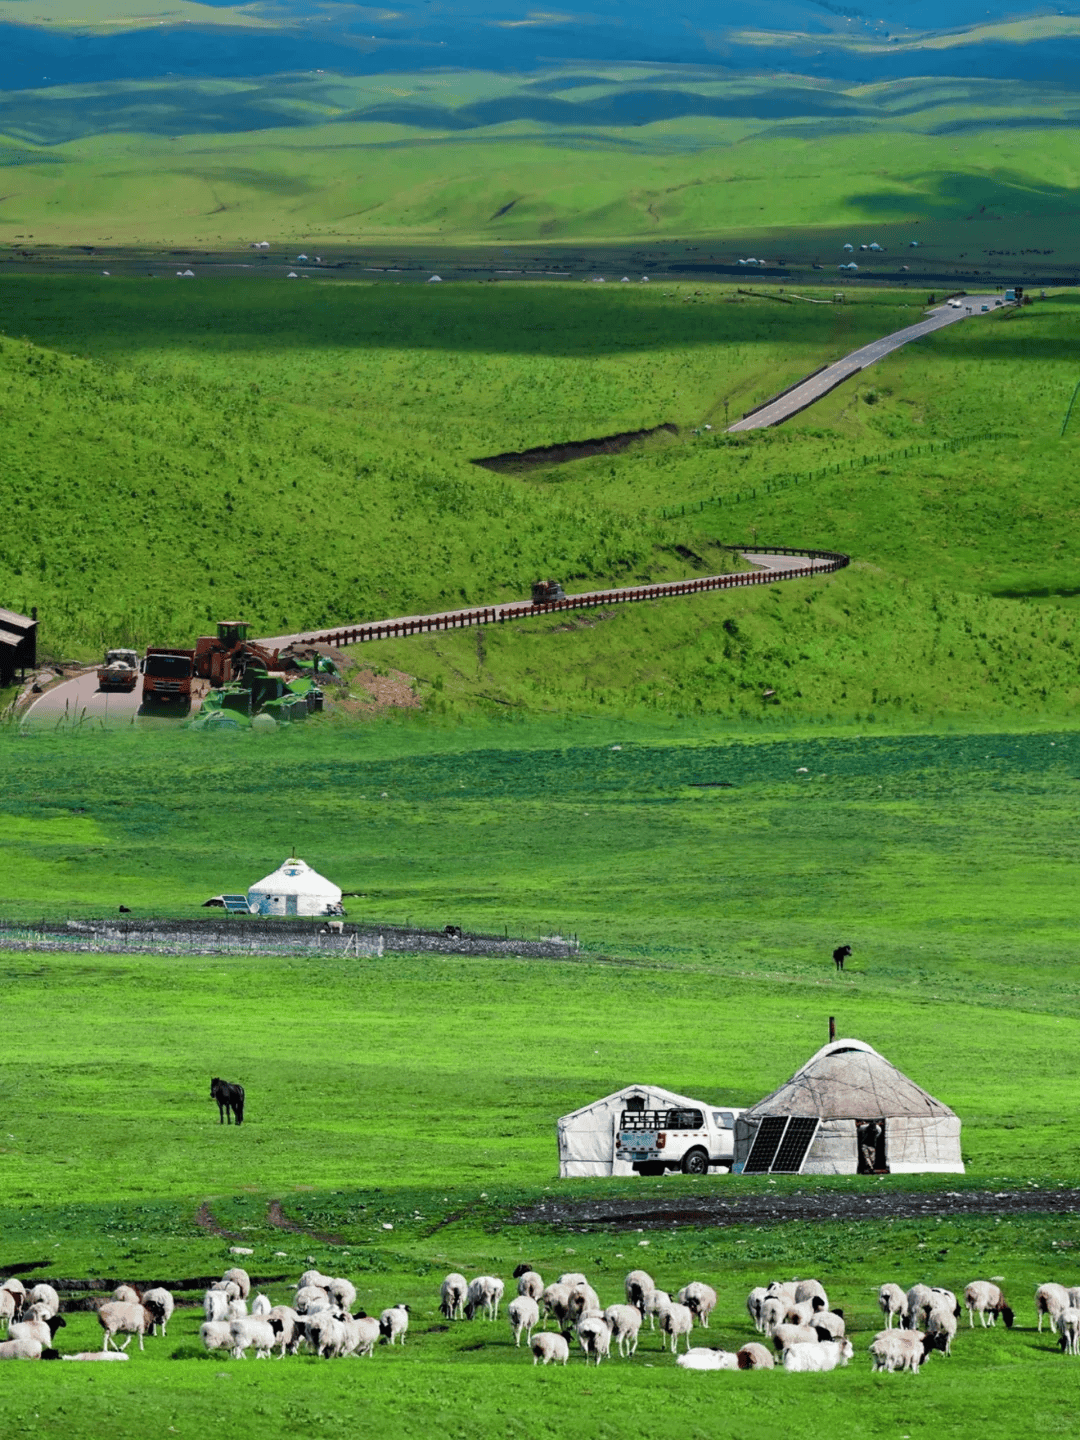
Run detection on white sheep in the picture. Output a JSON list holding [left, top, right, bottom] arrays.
[[250, 1294, 272, 1318], [645, 1289, 673, 1332], [96, 1302, 153, 1352], [746, 1287, 768, 1332], [211, 1280, 242, 1300], [466, 1276, 504, 1322], [577, 1315, 611, 1365], [200, 1320, 233, 1353], [869, 1329, 944, 1373], [812, 1311, 846, 1340], [267, 1305, 303, 1356], [782, 1338, 853, 1372], [142, 1287, 175, 1337], [677, 1283, 717, 1328], [1037, 1283, 1071, 1332], [559, 1272, 588, 1287], [661, 1302, 694, 1354], [878, 1283, 906, 1328], [343, 1314, 381, 1358], [603, 1304, 642, 1358], [1, 1278, 26, 1299], [112, 1285, 140, 1306], [297, 1269, 334, 1292], [925, 1303, 958, 1355], [306, 1310, 347, 1358], [222, 1267, 251, 1299], [59, 1351, 130, 1362], [226, 1296, 248, 1321], [531, 1331, 569, 1365], [541, 1282, 572, 1329], [380, 1304, 410, 1345], [784, 1298, 826, 1327], [441, 1273, 468, 1320], [204, 1288, 229, 1322], [516, 1270, 544, 1301], [676, 1347, 739, 1370], [765, 1280, 799, 1304], [625, 1270, 656, 1315], [11, 1314, 66, 1350], [1069, 1287, 1080, 1311], [230, 1316, 278, 1359], [770, 1323, 822, 1353], [737, 1342, 775, 1370], [566, 1283, 601, 1325], [509, 1295, 540, 1347], [1056, 1308, 1080, 1356], [758, 1295, 787, 1335], [0, 1290, 19, 1333], [905, 1284, 934, 1328], [28, 1284, 60, 1315], [294, 1285, 330, 1315], [23, 1303, 55, 1323], [0, 1337, 44, 1360], [794, 1280, 828, 1308], [964, 1282, 1013, 1328], [327, 1278, 357, 1313]]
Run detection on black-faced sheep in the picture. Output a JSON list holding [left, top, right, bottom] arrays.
[[737, 1342, 775, 1370], [870, 1328, 946, 1373], [577, 1315, 612, 1364], [142, 1287, 175, 1337], [878, 1283, 906, 1328], [531, 1332, 569, 1366], [1055, 1308, 1080, 1356], [661, 1302, 694, 1354], [516, 1270, 544, 1301], [1036, 1283, 1071, 1332], [440, 1273, 468, 1320], [677, 1283, 718, 1328], [624, 1270, 656, 1316], [603, 1304, 642, 1358], [222, 1267, 251, 1299], [10, 1315, 66, 1351], [966, 1280, 1013, 1328], [466, 1276, 504, 1322], [96, 1302, 152, 1352], [509, 1296, 540, 1347], [380, 1304, 409, 1345], [230, 1316, 280, 1359]]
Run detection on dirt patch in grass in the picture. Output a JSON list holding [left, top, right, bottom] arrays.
[[473, 423, 677, 473], [511, 1187, 1080, 1230], [267, 1199, 348, 1247]]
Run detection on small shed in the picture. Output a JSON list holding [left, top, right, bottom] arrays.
[[0, 606, 37, 687], [557, 1082, 708, 1177], [247, 855, 342, 917], [733, 1038, 964, 1176]]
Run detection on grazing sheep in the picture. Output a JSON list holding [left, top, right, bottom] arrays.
[[566, 1283, 602, 1326], [794, 1280, 829, 1308], [142, 1287, 175, 1337], [869, 1329, 945, 1373], [327, 1278, 357, 1313], [204, 1289, 229, 1322], [441, 1273, 469, 1320], [250, 1294, 272, 1318], [765, 1281, 799, 1305], [770, 1323, 822, 1354], [0, 1290, 20, 1333], [267, 1306, 303, 1356], [343, 1314, 381, 1358], [905, 1284, 933, 1328], [294, 1285, 330, 1315], [112, 1285, 140, 1306], [380, 1304, 410, 1346], [1037, 1283, 1071, 1332], [466, 1276, 504, 1322], [222, 1268, 251, 1299], [746, 1287, 768, 1332], [737, 1342, 775, 1370], [28, 1284, 60, 1315], [878, 1283, 907, 1328], [559, 1272, 588, 1288], [577, 1315, 612, 1365], [1069, 1287, 1080, 1311], [23, 1303, 56, 1323], [677, 1347, 739, 1370], [645, 1289, 673, 1333], [1, 1278, 26, 1300], [782, 1338, 854, 1372], [677, 1283, 718, 1328], [96, 1302, 152, 1353], [226, 1297, 248, 1322], [625, 1270, 656, 1316], [604, 1304, 643, 1358], [0, 1337, 44, 1360], [297, 1269, 334, 1292], [541, 1283, 573, 1330], [509, 1296, 540, 1347], [512, 1263, 536, 1278], [10, 1315, 66, 1351], [661, 1302, 695, 1354], [759, 1295, 787, 1336], [516, 1270, 544, 1301], [1056, 1308, 1080, 1356], [200, 1320, 233, 1353], [211, 1280, 242, 1300], [230, 1317, 279, 1360], [531, 1332, 569, 1366], [965, 1282, 1013, 1329], [785, 1297, 826, 1327], [306, 1310, 347, 1359], [811, 1311, 846, 1340], [925, 1304, 958, 1355]]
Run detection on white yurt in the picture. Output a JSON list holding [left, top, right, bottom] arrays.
[[733, 1038, 964, 1176], [247, 856, 342, 917], [557, 1083, 709, 1178]]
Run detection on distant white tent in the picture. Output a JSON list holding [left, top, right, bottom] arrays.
[[247, 856, 342, 917], [557, 1082, 708, 1177]]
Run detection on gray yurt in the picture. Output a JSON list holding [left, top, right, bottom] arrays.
[[733, 1038, 964, 1176]]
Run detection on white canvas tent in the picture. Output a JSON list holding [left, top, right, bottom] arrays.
[[734, 1038, 964, 1176], [557, 1083, 708, 1178], [247, 856, 342, 917]]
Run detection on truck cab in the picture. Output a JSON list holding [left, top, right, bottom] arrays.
[[141, 647, 195, 704], [617, 1104, 744, 1175]]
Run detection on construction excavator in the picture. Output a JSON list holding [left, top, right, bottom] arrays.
[[192, 621, 281, 686]]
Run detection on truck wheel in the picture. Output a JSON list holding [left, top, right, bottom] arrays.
[[681, 1149, 709, 1176]]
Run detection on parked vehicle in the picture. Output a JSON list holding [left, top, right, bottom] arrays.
[[141, 647, 195, 704], [616, 1104, 744, 1175], [531, 579, 566, 603], [97, 648, 139, 692]]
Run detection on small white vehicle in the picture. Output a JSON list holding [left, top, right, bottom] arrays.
[[97, 648, 140, 692], [616, 1103, 744, 1175]]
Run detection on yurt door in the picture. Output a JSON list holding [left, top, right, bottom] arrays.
[[286, 895, 297, 916]]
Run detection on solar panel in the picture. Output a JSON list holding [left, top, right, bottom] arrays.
[[743, 1116, 787, 1174], [221, 894, 252, 914], [771, 1117, 819, 1173]]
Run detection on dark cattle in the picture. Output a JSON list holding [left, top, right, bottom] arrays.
[[833, 944, 852, 972], [443, 925, 463, 938], [210, 1077, 245, 1126]]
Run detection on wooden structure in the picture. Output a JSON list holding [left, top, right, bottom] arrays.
[[0, 606, 37, 687]]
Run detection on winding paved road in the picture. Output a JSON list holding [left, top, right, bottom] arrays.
[[728, 296, 1000, 432]]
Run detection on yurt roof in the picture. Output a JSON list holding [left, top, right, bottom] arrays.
[[559, 1082, 707, 1124], [743, 1038, 956, 1121], [248, 856, 341, 900]]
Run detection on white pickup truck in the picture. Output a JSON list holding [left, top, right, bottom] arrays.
[[616, 1103, 744, 1175]]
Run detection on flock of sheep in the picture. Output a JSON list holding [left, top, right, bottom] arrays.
[[2, 1264, 1077, 1370]]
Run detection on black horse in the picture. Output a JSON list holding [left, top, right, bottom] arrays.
[[210, 1077, 245, 1125], [833, 944, 852, 973]]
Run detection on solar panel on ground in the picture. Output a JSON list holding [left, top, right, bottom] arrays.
[[743, 1116, 787, 1173], [771, 1117, 819, 1173], [221, 894, 251, 914]]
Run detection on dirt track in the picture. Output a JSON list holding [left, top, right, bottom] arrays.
[[512, 1187, 1080, 1230]]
